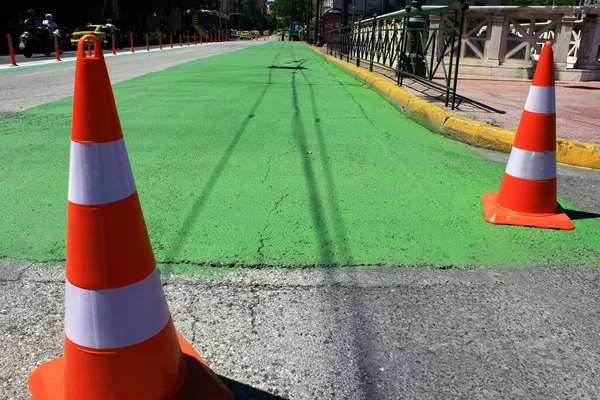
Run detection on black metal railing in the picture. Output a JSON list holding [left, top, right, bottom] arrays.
[[328, 2, 468, 109]]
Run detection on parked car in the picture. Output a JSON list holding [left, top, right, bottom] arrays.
[[70, 24, 107, 48], [240, 31, 251, 40]]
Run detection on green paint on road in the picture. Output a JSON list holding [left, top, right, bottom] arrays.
[[1, 42, 599, 271]]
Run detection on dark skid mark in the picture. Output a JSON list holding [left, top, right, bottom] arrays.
[[268, 65, 307, 70]]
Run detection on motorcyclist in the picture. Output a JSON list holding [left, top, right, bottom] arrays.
[[23, 9, 42, 37], [103, 18, 119, 35], [42, 14, 59, 33], [42, 14, 60, 45], [101, 18, 121, 49]]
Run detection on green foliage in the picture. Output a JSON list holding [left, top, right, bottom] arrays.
[[272, 0, 309, 27], [240, 0, 262, 29]]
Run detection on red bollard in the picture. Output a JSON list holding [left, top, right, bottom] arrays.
[[111, 34, 116, 55], [187, 34, 190, 46], [7, 35, 18, 67], [159, 34, 162, 50], [54, 34, 61, 61], [130, 35, 134, 53], [146, 34, 149, 51], [179, 34, 182, 47], [170, 34, 173, 48]]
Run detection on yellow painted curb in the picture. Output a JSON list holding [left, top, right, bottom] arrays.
[[309, 45, 600, 170]]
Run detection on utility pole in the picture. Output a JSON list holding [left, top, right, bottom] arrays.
[[306, 0, 311, 42], [315, 0, 322, 46], [291, 0, 294, 24]]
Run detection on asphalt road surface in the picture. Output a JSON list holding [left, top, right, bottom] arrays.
[[2, 263, 600, 399], [0, 40, 264, 116]]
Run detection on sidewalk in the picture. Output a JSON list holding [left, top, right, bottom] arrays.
[[317, 45, 600, 145]]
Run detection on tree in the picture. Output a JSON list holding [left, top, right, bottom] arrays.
[[272, 0, 309, 27], [241, 0, 262, 29]]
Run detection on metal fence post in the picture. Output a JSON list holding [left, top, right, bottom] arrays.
[[399, 16, 408, 86], [450, 3, 467, 110], [356, 21, 361, 67], [340, 28, 344, 60], [348, 25, 351, 63], [370, 15, 377, 72]]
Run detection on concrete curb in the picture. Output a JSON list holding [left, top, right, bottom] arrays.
[[310, 46, 600, 171]]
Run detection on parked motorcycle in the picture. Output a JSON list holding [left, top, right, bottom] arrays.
[[19, 28, 53, 58]]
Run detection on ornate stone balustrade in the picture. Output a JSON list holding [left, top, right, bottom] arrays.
[[338, 5, 600, 81], [452, 6, 600, 80]]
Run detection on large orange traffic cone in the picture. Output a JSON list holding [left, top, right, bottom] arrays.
[[482, 41, 573, 230], [27, 35, 233, 400]]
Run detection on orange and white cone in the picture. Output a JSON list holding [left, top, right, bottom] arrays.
[[482, 41, 573, 230], [27, 35, 233, 400]]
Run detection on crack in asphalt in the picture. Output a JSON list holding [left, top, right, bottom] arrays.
[[256, 191, 290, 262], [249, 287, 260, 333], [262, 151, 295, 184]]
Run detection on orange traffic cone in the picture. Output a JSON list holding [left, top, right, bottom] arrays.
[[482, 41, 573, 230], [27, 35, 233, 400]]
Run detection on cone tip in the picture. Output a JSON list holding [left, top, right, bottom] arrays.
[[77, 34, 105, 59]]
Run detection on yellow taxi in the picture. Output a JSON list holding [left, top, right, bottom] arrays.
[[263, 30, 271, 36], [70, 24, 106, 47], [240, 31, 251, 40]]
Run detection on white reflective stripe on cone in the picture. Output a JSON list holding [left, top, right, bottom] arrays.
[[68, 139, 136, 206], [524, 85, 555, 114], [65, 269, 171, 349], [505, 147, 556, 180]]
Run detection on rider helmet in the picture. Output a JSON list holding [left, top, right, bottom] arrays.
[[45, 14, 53, 20]]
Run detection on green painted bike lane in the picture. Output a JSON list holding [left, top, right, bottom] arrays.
[[0, 42, 599, 271]]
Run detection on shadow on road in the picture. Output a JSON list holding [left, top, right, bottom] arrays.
[[299, 68, 353, 265], [565, 209, 600, 221], [290, 59, 340, 264], [164, 56, 282, 263], [220, 376, 288, 399]]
